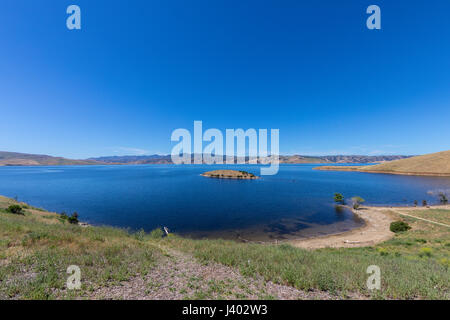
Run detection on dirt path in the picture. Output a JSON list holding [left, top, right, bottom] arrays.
[[87, 248, 354, 300], [393, 211, 450, 228], [290, 207, 396, 249]]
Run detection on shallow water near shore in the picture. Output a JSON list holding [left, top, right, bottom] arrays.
[[0, 164, 449, 241]]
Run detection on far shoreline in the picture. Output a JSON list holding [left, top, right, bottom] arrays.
[[314, 166, 450, 177]]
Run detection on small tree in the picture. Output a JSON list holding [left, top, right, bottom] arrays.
[[422, 200, 428, 207], [6, 204, 24, 215], [334, 193, 345, 205], [68, 212, 79, 224], [351, 196, 365, 210], [438, 192, 448, 204]]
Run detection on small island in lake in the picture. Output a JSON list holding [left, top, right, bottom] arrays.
[[201, 170, 259, 179]]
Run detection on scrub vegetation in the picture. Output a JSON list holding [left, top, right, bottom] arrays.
[[0, 196, 448, 300]]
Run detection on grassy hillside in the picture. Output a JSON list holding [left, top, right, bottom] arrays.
[[316, 150, 450, 176], [0, 196, 448, 299], [0, 196, 160, 299], [359, 150, 450, 175], [0, 151, 102, 166]]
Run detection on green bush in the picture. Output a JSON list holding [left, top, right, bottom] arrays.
[[149, 228, 165, 239], [6, 204, 24, 215], [390, 221, 411, 233], [439, 258, 450, 267], [67, 212, 79, 224], [419, 247, 433, 258], [133, 229, 146, 241]]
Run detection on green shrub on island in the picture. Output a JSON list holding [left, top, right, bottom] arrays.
[[6, 204, 24, 215], [390, 221, 411, 233], [239, 171, 255, 178]]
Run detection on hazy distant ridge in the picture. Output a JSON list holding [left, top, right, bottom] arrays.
[[89, 154, 410, 164], [88, 154, 173, 164], [0, 151, 411, 166], [0, 151, 102, 166]]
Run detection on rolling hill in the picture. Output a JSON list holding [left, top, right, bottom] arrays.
[[0, 151, 411, 166], [88, 154, 409, 165], [315, 150, 450, 176], [88, 154, 173, 164], [0, 151, 103, 166]]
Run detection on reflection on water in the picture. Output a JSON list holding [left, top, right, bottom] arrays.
[[182, 206, 364, 242], [0, 164, 448, 241]]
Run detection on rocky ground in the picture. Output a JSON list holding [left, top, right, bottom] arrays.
[[87, 248, 355, 300]]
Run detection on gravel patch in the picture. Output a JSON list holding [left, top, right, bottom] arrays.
[[87, 248, 355, 300]]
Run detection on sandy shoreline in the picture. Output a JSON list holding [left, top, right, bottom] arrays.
[[289, 206, 395, 249], [290, 204, 450, 249]]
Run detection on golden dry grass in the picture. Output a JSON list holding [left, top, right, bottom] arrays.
[[316, 150, 450, 176], [360, 150, 450, 175]]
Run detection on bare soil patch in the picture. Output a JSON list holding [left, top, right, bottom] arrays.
[[87, 248, 351, 300], [290, 206, 397, 249]]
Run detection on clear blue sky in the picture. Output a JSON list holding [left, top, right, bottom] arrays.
[[1, 0, 449, 158]]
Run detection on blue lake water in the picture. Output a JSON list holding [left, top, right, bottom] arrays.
[[0, 164, 449, 241]]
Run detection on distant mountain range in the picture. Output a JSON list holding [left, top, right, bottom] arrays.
[[89, 154, 410, 164], [0, 151, 412, 166], [89, 154, 173, 164], [278, 155, 410, 164]]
